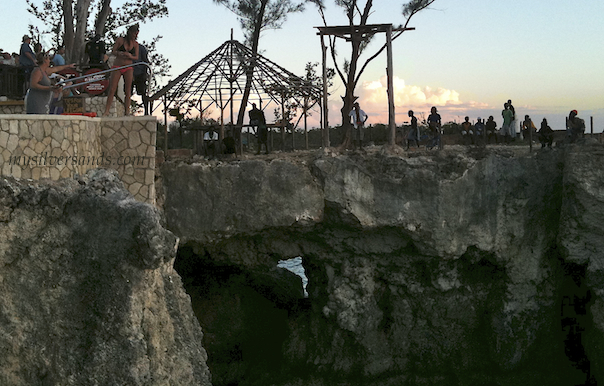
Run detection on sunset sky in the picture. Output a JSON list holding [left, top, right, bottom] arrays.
[[4, 0, 604, 131]]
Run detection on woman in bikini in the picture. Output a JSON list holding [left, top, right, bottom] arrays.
[[104, 24, 139, 116]]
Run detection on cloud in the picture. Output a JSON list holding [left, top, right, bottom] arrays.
[[356, 76, 492, 124]]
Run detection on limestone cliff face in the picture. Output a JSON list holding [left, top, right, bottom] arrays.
[[162, 144, 604, 386], [0, 170, 210, 386]]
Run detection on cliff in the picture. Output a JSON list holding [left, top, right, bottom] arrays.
[[0, 169, 210, 385], [161, 144, 604, 386]]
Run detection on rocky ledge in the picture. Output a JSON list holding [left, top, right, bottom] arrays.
[[0, 169, 210, 386]]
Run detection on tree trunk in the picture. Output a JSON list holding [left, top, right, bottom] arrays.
[[235, 0, 268, 129], [338, 37, 361, 151], [95, 0, 112, 37], [73, 0, 93, 64], [63, 0, 74, 62]]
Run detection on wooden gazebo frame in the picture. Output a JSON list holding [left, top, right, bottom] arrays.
[[149, 38, 323, 153]]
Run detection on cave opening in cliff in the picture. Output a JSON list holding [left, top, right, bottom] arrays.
[[173, 243, 309, 386], [557, 259, 596, 385], [277, 256, 308, 297]]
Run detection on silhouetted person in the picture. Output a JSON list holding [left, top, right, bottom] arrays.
[[461, 116, 473, 144], [538, 118, 554, 148], [474, 117, 485, 144], [131, 43, 150, 115], [567, 110, 585, 143], [249, 103, 269, 154], [502, 103, 514, 143], [521, 114, 536, 142], [507, 99, 516, 139], [406, 110, 420, 149], [223, 131, 237, 155], [85, 34, 108, 68], [486, 115, 498, 144], [427, 106, 441, 149]]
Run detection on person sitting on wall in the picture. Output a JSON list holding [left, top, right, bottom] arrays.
[[567, 110, 585, 143], [521, 115, 536, 142], [538, 118, 554, 148], [203, 126, 219, 159], [485, 116, 498, 144], [474, 117, 485, 144], [223, 129, 237, 155]]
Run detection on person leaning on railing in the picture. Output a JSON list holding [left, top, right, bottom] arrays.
[[26, 52, 75, 114]]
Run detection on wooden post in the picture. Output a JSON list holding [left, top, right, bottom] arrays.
[[163, 94, 168, 154], [304, 98, 309, 150], [386, 25, 396, 146], [320, 34, 330, 148], [591, 116, 594, 136], [281, 94, 286, 151], [529, 119, 533, 153]]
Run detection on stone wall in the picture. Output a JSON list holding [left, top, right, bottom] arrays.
[[0, 96, 124, 116], [100, 117, 156, 203], [0, 114, 155, 204]]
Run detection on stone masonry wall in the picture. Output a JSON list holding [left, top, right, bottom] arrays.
[[0, 114, 155, 204], [0, 96, 125, 116], [100, 117, 156, 203]]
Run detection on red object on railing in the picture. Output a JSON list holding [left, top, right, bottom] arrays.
[[81, 68, 109, 95], [61, 112, 97, 117]]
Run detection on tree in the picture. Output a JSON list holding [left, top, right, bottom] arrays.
[[212, 0, 308, 130], [26, 0, 168, 63], [313, 0, 436, 149]]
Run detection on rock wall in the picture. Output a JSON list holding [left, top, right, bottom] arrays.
[[0, 169, 210, 385], [161, 145, 604, 385]]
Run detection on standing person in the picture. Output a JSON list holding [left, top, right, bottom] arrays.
[[131, 43, 150, 115], [538, 118, 554, 148], [507, 99, 516, 139], [249, 103, 269, 154], [26, 52, 75, 114], [348, 102, 368, 149], [19, 35, 36, 90], [485, 116, 498, 144], [427, 106, 441, 149], [103, 24, 139, 116], [406, 110, 420, 149], [52, 45, 66, 66], [85, 34, 108, 68], [461, 116, 473, 144], [501, 103, 514, 143]]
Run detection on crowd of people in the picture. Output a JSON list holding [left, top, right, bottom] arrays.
[[402, 99, 586, 150], [1, 25, 149, 116]]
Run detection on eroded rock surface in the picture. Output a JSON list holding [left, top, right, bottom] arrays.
[[0, 169, 210, 386], [162, 145, 604, 385]]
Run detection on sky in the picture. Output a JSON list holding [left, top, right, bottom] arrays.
[[3, 0, 604, 131]]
